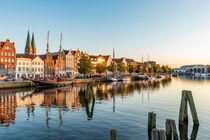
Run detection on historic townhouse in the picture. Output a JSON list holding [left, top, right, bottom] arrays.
[[0, 39, 16, 78], [63, 49, 82, 76], [31, 56, 44, 78], [64, 50, 75, 76], [16, 55, 44, 79], [16, 55, 32, 79]]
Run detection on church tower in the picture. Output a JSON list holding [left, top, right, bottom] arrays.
[[25, 30, 33, 55], [31, 32, 37, 56]]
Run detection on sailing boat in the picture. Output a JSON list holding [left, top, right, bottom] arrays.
[[31, 33, 74, 87]]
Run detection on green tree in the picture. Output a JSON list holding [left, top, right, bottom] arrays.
[[95, 63, 107, 75], [152, 64, 161, 73], [128, 65, 136, 74], [108, 62, 117, 75], [148, 66, 153, 73], [78, 55, 93, 75], [117, 63, 127, 74], [135, 64, 143, 73]]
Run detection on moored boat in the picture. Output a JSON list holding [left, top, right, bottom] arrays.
[[106, 77, 118, 82]]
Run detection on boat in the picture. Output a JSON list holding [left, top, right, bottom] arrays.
[[106, 77, 118, 82], [118, 77, 131, 81], [31, 79, 74, 87]]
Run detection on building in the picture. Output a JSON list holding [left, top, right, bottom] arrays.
[[16, 55, 44, 79], [31, 56, 44, 78], [24, 31, 36, 56], [16, 55, 32, 79], [64, 50, 75, 76], [174, 65, 207, 74], [0, 39, 16, 78], [113, 57, 127, 66], [71, 49, 82, 74], [89, 54, 112, 66]]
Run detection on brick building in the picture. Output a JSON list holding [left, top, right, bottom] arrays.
[[0, 39, 16, 78]]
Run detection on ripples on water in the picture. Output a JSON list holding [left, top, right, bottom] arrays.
[[0, 77, 210, 140]]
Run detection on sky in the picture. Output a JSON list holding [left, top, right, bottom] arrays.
[[1, 0, 210, 68]]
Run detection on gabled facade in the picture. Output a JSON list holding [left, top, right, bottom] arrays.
[[0, 39, 16, 78], [89, 54, 112, 66], [31, 56, 44, 78]]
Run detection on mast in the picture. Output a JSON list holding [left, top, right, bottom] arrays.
[[58, 33, 62, 76], [47, 31, 49, 53], [46, 31, 50, 77]]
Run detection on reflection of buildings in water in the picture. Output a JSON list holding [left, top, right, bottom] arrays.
[[0, 94, 16, 127]]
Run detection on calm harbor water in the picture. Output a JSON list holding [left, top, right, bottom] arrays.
[[0, 77, 210, 140]]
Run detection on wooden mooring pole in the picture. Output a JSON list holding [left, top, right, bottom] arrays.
[[148, 112, 156, 130], [179, 90, 199, 126], [165, 119, 179, 140], [110, 129, 117, 140]]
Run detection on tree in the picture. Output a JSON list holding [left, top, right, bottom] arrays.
[[135, 64, 143, 73], [78, 55, 93, 75], [117, 63, 127, 74], [152, 64, 161, 73], [108, 62, 117, 75], [95, 63, 107, 75], [148, 66, 153, 73], [128, 65, 136, 74]]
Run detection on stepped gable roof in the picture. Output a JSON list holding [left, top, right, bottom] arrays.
[[39, 54, 47, 60]]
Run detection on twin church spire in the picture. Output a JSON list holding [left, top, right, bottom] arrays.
[[24, 30, 37, 56]]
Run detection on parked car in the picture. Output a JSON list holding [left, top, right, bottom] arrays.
[[4, 77, 15, 82]]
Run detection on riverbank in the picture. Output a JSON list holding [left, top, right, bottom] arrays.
[[0, 81, 34, 89]]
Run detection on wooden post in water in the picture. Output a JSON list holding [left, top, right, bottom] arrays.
[[159, 130, 166, 140], [110, 129, 117, 140], [152, 129, 159, 140], [179, 90, 199, 126], [148, 112, 156, 130], [165, 119, 179, 140]]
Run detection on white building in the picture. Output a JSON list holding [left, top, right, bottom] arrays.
[[16, 56, 32, 79], [64, 50, 75, 76], [16, 55, 44, 79], [31, 56, 44, 78], [174, 65, 207, 74]]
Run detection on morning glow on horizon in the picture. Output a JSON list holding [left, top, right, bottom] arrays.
[[1, 0, 210, 67]]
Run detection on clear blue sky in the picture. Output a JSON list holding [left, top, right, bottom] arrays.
[[1, 0, 210, 67]]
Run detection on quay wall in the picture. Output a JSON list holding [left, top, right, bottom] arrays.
[[0, 81, 34, 89]]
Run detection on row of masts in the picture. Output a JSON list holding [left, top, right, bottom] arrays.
[[46, 31, 63, 77]]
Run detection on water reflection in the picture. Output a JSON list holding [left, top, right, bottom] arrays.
[[0, 79, 171, 128]]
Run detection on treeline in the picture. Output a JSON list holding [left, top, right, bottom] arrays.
[[78, 55, 172, 75]]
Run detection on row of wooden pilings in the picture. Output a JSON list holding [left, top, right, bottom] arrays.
[[148, 90, 199, 140], [109, 90, 199, 140]]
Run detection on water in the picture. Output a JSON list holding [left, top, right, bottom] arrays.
[[0, 77, 210, 140]]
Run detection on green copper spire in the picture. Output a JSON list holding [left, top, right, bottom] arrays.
[[31, 32, 36, 49], [25, 30, 31, 49]]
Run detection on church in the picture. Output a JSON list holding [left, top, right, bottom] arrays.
[[24, 30, 36, 56]]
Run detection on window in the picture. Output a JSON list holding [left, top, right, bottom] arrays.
[[23, 62, 25, 65], [5, 52, 7, 56], [8, 53, 11, 56], [8, 65, 11, 69], [35, 62, 37, 65], [17, 74, 20, 78], [22, 67, 25, 71], [38, 62, 40, 65], [41, 68, 43, 72], [19, 67, 21, 71], [32, 62, 34, 65], [12, 53, 14, 57], [38, 68, 40, 72], [5, 59, 7, 62], [26, 67, 29, 71], [1, 65, 4, 70], [1, 58, 3, 62], [8, 59, 11, 63], [35, 68, 37, 72], [1, 52, 3, 56], [26, 62, 29, 65], [32, 68, 34, 71], [12, 65, 14, 70], [12, 59, 14, 63]]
